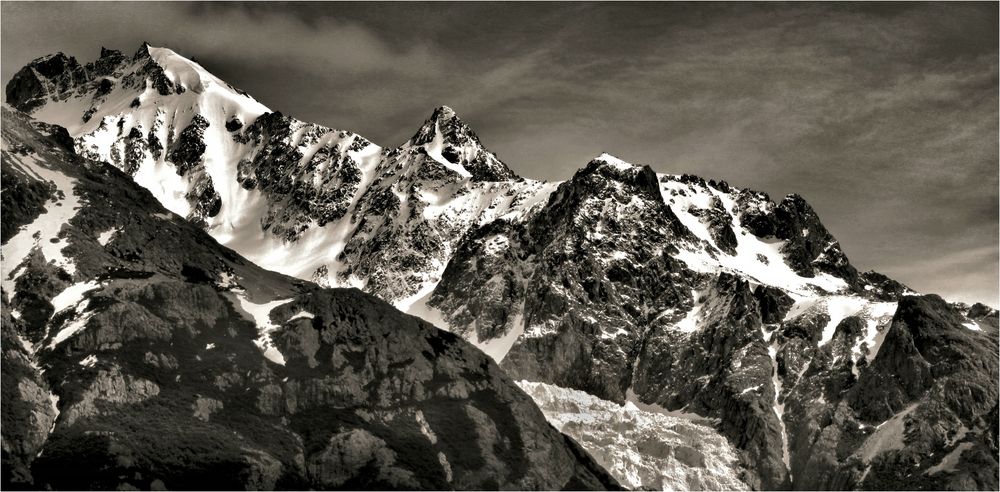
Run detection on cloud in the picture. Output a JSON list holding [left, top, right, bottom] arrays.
[[1, 2, 444, 82], [167, 5, 444, 77], [880, 244, 1000, 307]]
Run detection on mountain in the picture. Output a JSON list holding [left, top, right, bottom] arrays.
[[0, 106, 620, 490], [5, 45, 555, 308], [7, 44, 999, 490]]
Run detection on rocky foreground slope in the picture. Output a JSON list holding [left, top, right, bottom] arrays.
[[0, 107, 619, 490], [7, 44, 1000, 490]]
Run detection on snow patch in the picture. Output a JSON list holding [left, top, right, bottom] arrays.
[[438, 452, 453, 483], [48, 302, 95, 349], [1, 155, 83, 293], [768, 342, 792, 481], [46, 281, 102, 349], [414, 410, 438, 444], [624, 388, 709, 422], [594, 152, 634, 171], [96, 227, 120, 246], [47, 393, 60, 435], [50, 281, 101, 314], [482, 234, 510, 256], [660, 176, 848, 296], [962, 321, 982, 332], [850, 302, 898, 375], [216, 271, 240, 290], [288, 310, 315, 322], [233, 293, 294, 365], [925, 442, 973, 475], [818, 296, 870, 345], [423, 119, 472, 178], [405, 288, 453, 331], [672, 289, 708, 333]]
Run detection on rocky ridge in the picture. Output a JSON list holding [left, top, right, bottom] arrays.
[[5, 45, 554, 307], [0, 106, 618, 490]]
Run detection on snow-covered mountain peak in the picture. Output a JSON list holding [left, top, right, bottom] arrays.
[[406, 105, 471, 148], [429, 104, 458, 121], [7, 43, 999, 492], [565, 152, 663, 204], [593, 152, 636, 170], [7, 43, 267, 131], [403, 105, 517, 182], [144, 45, 210, 93]]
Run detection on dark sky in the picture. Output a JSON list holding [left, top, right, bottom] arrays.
[[3, 2, 997, 305]]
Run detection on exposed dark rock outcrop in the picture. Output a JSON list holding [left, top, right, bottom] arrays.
[[1, 303, 58, 487], [168, 114, 209, 175], [754, 285, 796, 324], [225, 117, 243, 132], [429, 157, 700, 405], [235, 112, 365, 239], [5, 53, 89, 112]]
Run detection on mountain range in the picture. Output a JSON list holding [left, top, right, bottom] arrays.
[[3, 44, 998, 490]]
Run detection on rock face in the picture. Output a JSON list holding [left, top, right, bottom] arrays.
[[1, 304, 58, 486], [777, 294, 999, 491], [5, 53, 88, 113], [9, 44, 999, 491], [429, 156, 698, 402], [633, 273, 788, 489], [234, 111, 367, 239], [0, 107, 618, 491]]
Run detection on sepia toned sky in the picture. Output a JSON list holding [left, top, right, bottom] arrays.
[[3, 2, 997, 305]]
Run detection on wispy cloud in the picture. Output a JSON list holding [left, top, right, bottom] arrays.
[[1, 2, 445, 80]]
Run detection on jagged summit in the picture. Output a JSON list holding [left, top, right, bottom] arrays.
[[564, 153, 663, 205], [5, 52, 87, 113], [5, 43, 262, 129], [430, 104, 457, 121], [406, 105, 473, 147], [27, 51, 71, 65], [404, 105, 517, 182], [593, 152, 636, 169]]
